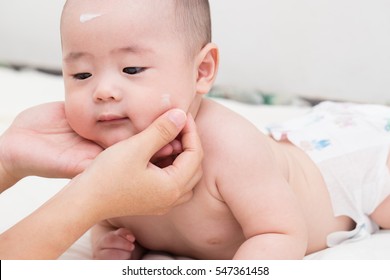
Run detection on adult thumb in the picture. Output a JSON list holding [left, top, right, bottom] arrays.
[[135, 109, 187, 162]]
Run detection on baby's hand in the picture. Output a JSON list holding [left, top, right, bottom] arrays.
[[151, 137, 183, 168], [93, 228, 136, 260]]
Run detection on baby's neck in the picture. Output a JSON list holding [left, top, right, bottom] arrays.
[[187, 95, 204, 120]]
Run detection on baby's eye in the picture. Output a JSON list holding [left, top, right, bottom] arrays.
[[123, 67, 145, 75], [73, 73, 92, 80]]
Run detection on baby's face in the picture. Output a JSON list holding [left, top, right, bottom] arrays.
[[61, 0, 198, 148]]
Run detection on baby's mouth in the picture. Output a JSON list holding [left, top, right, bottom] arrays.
[[97, 114, 129, 123]]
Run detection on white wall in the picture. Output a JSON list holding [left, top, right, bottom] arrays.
[[210, 0, 390, 103], [0, 0, 65, 69], [1, 0, 389, 103]]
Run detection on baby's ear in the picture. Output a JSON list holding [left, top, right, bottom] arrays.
[[195, 43, 219, 95]]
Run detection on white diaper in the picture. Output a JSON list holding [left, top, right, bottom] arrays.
[[268, 101, 390, 246]]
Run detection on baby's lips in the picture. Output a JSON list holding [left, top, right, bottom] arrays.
[[97, 112, 128, 122]]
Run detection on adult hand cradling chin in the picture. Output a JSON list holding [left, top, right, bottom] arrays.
[[0, 102, 103, 190], [0, 104, 203, 259]]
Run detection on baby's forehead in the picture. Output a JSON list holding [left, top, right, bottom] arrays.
[[61, 0, 198, 57], [62, 0, 177, 33], [63, 0, 175, 18], [60, 1, 191, 58]]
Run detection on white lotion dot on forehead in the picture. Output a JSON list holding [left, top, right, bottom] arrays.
[[80, 13, 103, 23]]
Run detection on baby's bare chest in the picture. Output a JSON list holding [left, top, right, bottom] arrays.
[[109, 182, 245, 259]]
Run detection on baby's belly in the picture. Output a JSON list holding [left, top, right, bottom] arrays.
[[275, 140, 355, 253]]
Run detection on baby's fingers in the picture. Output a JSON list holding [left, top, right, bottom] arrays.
[[95, 248, 133, 260], [115, 228, 136, 243], [94, 228, 136, 260], [98, 229, 135, 251]]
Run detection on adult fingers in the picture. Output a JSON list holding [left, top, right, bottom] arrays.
[[134, 109, 187, 163], [163, 114, 203, 192]]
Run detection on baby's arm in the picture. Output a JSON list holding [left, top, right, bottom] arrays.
[[215, 127, 308, 259], [226, 175, 308, 259], [91, 220, 144, 259]]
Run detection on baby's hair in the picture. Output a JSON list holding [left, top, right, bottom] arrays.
[[173, 0, 212, 57]]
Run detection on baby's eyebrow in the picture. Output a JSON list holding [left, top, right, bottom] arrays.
[[63, 52, 92, 63], [63, 46, 154, 63], [113, 45, 154, 55]]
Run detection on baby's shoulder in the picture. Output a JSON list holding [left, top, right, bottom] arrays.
[[197, 99, 271, 151], [196, 99, 276, 171]]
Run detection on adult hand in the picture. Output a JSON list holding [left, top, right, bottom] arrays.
[[0, 108, 203, 259], [0, 102, 103, 189], [75, 109, 203, 219]]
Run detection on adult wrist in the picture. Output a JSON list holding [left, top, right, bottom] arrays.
[[64, 175, 105, 224], [0, 155, 19, 193], [0, 133, 21, 192]]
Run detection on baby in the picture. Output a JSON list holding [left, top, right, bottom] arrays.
[[60, 0, 390, 259]]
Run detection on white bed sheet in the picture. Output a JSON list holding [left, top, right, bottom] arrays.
[[0, 67, 389, 260]]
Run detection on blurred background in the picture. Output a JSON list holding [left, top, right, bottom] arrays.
[[1, 0, 390, 104]]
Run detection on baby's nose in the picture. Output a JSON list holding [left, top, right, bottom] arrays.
[[93, 82, 123, 102]]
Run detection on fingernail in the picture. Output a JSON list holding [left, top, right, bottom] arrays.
[[168, 109, 186, 127]]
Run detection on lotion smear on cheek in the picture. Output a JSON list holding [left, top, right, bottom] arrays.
[[161, 94, 172, 110]]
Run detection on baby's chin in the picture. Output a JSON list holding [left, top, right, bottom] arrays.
[[96, 134, 132, 149]]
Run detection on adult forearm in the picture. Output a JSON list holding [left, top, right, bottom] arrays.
[[0, 179, 99, 259]]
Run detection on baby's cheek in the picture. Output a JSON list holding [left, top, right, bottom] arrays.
[[133, 111, 167, 133], [66, 109, 96, 142]]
